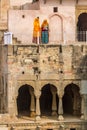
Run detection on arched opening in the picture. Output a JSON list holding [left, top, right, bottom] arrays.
[[40, 84, 58, 116], [77, 13, 87, 41], [17, 84, 34, 117], [63, 83, 81, 117], [49, 14, 63, 43]]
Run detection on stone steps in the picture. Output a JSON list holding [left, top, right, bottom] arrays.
[[13, 35, 21, 45]]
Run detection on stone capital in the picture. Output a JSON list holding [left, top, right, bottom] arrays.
[[57, 90, 64, 98], [34, 90, 41, 98]]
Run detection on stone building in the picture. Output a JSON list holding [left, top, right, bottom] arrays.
[[0, 0, 87, 130]]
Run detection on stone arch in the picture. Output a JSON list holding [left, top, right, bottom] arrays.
[[40, 83, 59, 116], [16, 81, 35, 97], [63, 83, 81, 116], [77, 12, 87, 41], [17, 84, 35, 117], [63, 81, 81, 91], [49, 14, 63, 43], [40, 81, 58, 90]]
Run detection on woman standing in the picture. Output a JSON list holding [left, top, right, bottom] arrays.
[[41, 20, 49, 44], [33, 17, 41, 44]]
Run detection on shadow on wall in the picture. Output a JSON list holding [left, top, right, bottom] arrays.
[[76, 54, 87, 79]]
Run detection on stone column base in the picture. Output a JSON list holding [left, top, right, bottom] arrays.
[[81, 114, 84, 120], [58, 115, 64, 121], [36, 116, 41, 121], [30, 111, 36, 117]]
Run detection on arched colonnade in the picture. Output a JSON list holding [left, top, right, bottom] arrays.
[[15, 81, 82, 120]]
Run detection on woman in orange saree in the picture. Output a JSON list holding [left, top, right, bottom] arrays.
[[33, 17, 41, 44]]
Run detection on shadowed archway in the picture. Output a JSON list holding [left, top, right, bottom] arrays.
[[17, 84, 34, 117], [63, 83, 81, 116], [40, 84, 58, 116]]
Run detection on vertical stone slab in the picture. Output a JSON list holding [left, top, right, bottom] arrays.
[[1, 0, 10, 19]]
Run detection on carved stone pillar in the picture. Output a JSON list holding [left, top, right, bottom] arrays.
[[51, 86, 57, 116], [35, 90, 41, 120], [29, 88, 35, 117], [57, 93, 64, 120], [81, 94, 84, 119]]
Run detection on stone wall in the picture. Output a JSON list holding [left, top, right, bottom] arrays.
[[8, 5, 75, 43], [7, 44, 87, 81], [0, 0, 87, 129], [5, 44, 87, 120]]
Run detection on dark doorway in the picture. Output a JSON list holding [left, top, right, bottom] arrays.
[[63, 84, 74, 115], [40, 84, 58, 116], [63, 83, 81, 116], [40, 84, 52, 116], [17, 84, 33, 117], [77, 13, 87, 41]]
